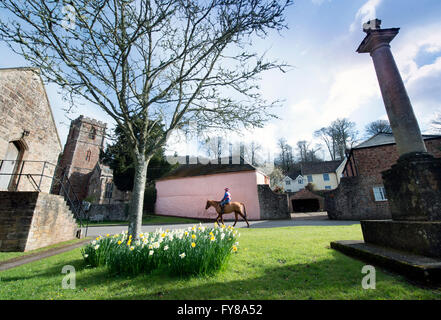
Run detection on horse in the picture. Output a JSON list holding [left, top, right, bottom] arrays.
[[205, 200, 250, 228]]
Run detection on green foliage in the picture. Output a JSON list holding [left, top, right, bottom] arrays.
[[101, 119, 177, 192], [143, 183, 157, 213], [81, 224, 239, 277]]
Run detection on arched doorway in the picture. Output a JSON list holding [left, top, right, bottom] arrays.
[[0, 141, 25, 191], [292, 198, 320, 212]]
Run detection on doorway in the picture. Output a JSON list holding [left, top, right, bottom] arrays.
[[0, 141, 23, 191]]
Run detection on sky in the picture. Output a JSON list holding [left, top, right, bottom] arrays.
[[1, 0, 441, 161]]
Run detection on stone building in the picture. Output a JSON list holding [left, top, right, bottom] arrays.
[[0, 67, 62, 192], [325, 133, 441, 220], [56, 115, 128, 205], [56, 115, 107, 200], [87, 162, 129, 204], [0, 67, 78, 251]]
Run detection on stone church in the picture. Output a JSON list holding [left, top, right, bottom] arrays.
[[56, 115, 129, 205]]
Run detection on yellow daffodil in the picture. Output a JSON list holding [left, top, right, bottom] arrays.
[[191, 234, 196, 239], [232, 246, 238, 252], [191, 242, 196, 248], [117, 240, 122, 245]]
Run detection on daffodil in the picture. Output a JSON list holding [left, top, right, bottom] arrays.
[[232, 246, 238, 252], [164, 245, 169, 251], [117, 240, 122, 245], [210, 236, 215, 242], [179, 252, 186, 259], [130, 246, 134, 251], [191, 242, 196, 248], [149, 250, 154, 256], [191, 234, 196, 239]]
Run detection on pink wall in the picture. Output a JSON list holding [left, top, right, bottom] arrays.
[[155, 171, 265, 220]]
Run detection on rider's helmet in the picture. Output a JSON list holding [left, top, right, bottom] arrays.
[[224, 187, 229, 191]]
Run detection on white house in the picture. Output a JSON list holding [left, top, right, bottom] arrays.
[[281, 170, 305, 193]]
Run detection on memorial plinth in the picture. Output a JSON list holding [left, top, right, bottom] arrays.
[[331, 20, 441, 284]]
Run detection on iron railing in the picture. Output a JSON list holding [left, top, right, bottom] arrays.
[[0, 159, 89, 236]]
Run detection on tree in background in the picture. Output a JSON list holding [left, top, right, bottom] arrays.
[[296, 140, 321, 163], [276, 138, 295, 174], [364, 120, 392, 137], [314, 118, 358, 160], [0, 0, 292, 237]]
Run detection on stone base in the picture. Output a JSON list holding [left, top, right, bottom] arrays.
[[361, 220, 441, 258], [331, 240, 441, 285], [382, 152, 441, 221]]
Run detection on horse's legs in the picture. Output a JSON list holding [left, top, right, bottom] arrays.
[[233, 212, 239, 227], [237, 211, 250, 228]]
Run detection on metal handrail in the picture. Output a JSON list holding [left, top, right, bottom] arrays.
[[0, 159, 89, 236]]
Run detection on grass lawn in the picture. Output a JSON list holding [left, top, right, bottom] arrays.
[[0, 238, 90, 263], [0, 224, 440, 300], [85, 214, 201, 226]]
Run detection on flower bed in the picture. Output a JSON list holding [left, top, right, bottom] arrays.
[[81, 223, 240, 276]]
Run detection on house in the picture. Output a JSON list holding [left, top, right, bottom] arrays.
[[300, 160, 346, 191], [325, 132, 441, 220], [155, 157, 290, 221], [279, 159, 346, 194], [281, 170, 304, 192]]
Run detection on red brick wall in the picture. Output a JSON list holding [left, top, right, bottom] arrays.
[[346, 138, 441, 179]]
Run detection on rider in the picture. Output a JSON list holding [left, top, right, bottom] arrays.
[[220, 187, 231, 214]]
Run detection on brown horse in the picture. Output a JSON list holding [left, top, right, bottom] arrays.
[[205, 200, 250, 228]]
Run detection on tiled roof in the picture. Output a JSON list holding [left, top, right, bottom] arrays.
[[354, 133, 441, 149], [157, 157, 257, 180], [301, 160, 343, 175]]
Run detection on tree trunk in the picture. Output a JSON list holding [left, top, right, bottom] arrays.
[[128, 154, 149, 239]]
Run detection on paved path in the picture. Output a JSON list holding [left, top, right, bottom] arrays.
[[83, 218, 360, 237], [0, 239, 90, 272]]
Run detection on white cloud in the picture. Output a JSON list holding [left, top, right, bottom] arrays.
[[350, 0, 382, 32]]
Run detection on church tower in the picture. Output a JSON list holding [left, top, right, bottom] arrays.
[[57, 116, 107, 200]]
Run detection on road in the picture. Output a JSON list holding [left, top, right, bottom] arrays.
[[83, 218, 360, 237]]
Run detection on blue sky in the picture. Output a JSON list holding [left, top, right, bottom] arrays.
[[1, 0, 441, 160]]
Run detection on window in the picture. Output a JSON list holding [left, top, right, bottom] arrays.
[[89, 127, 97, 140], [298, 179, 303, 184], [286, 189, 292, 192], [373, 186, 387, 201], [307, 175, 313, 183], [325, 186, 331, 190], [323, 173, 330, 181], [105, 182, 113, 199], [85, 150, 91, 161], [285, 180, 291, 185]]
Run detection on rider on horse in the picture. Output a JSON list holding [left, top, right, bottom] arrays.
[[220, 187, 231, 214]]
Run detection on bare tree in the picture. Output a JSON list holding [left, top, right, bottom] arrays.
[[0, 0, 292, 237], [364, 120, 392, 137], [315, 118, 358, 160]]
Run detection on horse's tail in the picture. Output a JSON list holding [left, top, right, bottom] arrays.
[[241, 203, 247, 218]]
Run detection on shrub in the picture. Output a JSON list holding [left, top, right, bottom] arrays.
[[81, 223, 240, 277]]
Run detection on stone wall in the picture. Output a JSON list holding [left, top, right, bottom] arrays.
[[257, 184, 290, 220], [0, 191, 79, 252], [0, 68, 62, 193], [87, 203, 129, 221], [324, 176, 391, 220]]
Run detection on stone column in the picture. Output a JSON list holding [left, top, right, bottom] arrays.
[[356, 21, 427, 157]]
